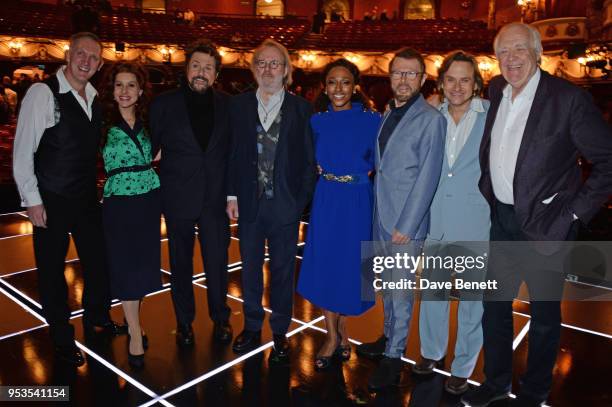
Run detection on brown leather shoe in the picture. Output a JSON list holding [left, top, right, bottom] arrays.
[[445, 375, 469, 395], [412, 356, 444, 375]]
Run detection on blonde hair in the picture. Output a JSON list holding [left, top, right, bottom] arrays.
[[251, 39, 293, 86]]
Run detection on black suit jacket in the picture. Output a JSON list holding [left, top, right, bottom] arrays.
[[479, 70, 612, 241], [228, 90, 316, 224], [150, 87, 231, 219]]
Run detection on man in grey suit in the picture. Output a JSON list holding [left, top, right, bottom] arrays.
[[412, 51, 490, 395], [357, 47, 446, 390]]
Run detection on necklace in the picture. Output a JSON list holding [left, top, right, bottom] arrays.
[[258, 94, 283, 123]]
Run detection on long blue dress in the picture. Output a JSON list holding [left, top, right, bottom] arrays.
[[297, 103, 381, 315]]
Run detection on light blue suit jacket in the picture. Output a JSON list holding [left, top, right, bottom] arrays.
[[428, 99, 491, 242], [374, 94, 446, 240]]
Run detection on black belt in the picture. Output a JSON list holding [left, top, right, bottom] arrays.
[[106, 164, 152, 177]]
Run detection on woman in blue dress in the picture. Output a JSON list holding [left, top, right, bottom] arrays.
[[297, 59, 381, 370]]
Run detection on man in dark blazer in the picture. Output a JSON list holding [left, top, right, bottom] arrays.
[[462, 23, 612, 407], [226, 39, 316, 363], [150, 39, 233, 346]]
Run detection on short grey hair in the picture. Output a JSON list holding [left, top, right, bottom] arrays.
[[251, 39, 293, 86], [493, 22, 542, 64]]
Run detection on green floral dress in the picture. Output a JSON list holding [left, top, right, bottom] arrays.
[[101, 119, 161, 300], [102, 122, 160, 197]]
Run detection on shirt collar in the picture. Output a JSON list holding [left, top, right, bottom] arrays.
[[502, 68, 540, 101], [439, 96, 485, 115], [256, 87, 285, 107], [56, 65, 98, 99]]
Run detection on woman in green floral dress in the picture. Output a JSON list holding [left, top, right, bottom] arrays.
[[100, 62, 161, 368]]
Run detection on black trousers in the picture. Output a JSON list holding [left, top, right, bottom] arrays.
[[33, 190, 111, 348], [238, 197, 299, 335], [166, 206, 230, 326], [482, 200, 577, 401]]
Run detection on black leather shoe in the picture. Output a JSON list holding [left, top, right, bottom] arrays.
[[213, 321, 233, 344], [232, 330, 261, 353], [445, 375, 469, 395], [356, 335, 387, 360], [412, 356, 444, 375], [54, 345, 85, 367], [368, 356, 403, 391], [461, 384, 510, 407], [176, 324, 194, 347], [269, 334, 290, 364], [128, 352, 145, 369], [84, 320, 127, 336]]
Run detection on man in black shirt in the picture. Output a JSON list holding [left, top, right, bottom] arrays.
[[150, 39, 233, 347]]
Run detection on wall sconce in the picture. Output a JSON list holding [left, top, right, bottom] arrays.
[[478, 60, 493, 81], [345, 53, 360, 64], [8, 40, 23, 55], [159, 45, 174, 62], [300, 52, 316, 67]]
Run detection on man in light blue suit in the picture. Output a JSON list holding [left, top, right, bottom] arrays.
[[357, 47, 446, 391], [411, 51, 491, 396]]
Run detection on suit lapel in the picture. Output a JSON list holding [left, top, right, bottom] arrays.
[[514, 70, 548, 176], [277, 91, 293, 152], [480, 88, 503, 171], [205, 90, 223, 152], [379, 95, 423, 166], [450, 108, 486, 171]]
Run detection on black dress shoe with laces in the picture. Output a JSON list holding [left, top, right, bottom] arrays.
[[232, 330, 261, 353], [176, 324, 194, 347], [461, 384, 510, 407], [412, 356, 444, 375], [368, 356, 403, 391], [269, 334, 290, 364], [54, 345, 85, 367], [213, 321, 233, 344], [356, 335, 387, 360]]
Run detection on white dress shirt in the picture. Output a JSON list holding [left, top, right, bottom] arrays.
[[439, 97, 485, 168], [489, 69, 541, 205], [12, 66, 98, 207], [256, 87, 284, 132]]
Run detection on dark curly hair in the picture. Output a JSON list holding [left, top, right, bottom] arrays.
[[314, 58, 374, 113], [100, 62, 152, 145]]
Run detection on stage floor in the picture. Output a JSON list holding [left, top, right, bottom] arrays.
[[0, 212, 610, 406]]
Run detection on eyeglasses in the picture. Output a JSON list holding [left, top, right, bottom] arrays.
[[390, 71, 424, 80], [255, 59, 285, 70]]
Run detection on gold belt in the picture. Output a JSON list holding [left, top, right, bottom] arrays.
[[322, 172, 364, 183]]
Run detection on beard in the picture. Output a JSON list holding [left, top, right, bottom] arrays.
[[392, 85, 417, 104], [189, 76, 210, 93]]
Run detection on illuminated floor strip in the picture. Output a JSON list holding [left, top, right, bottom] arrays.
[[75, 341, 174, 407], [0, 323, 48, 342], [0, 282, 45, 322], [0, 211, 27, 217], [0, 233, 33, 240], [140, 315, 326, 407], [0, 258, 80, 279], [0, 278, 43, 309], [513, 321, 531, 350]]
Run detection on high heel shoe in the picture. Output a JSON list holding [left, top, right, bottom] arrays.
[[127, 333, 145, 368], [335, 332, 351, 361], [314, 354, 334, 371], [334, 343, 351, 362]]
